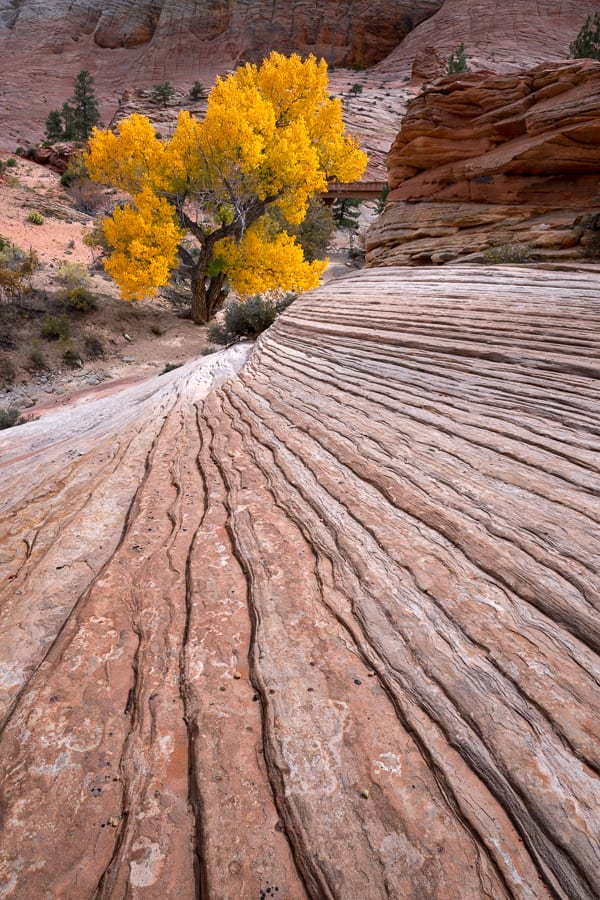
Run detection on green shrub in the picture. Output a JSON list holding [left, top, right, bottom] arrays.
[[207, 294, 295, 345], [0, 407, 28, 429], [189, 80, 204, 101], [40, 314, 70, 341], [60, 286, 98, 313], [448, 42, 469, 74], [55, 261, 97, 312], [152, 81, 175, 106], [570, 14, 600, 59], [5, 157, 17, 168], [482, 241, 536, 264], [27, 210, 44, 225], [349, 83, 364, 96], [57, 260, 89, 289], [160, 362, 182, 375]]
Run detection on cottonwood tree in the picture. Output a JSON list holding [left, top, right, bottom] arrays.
[[85, 52, 367, 323]]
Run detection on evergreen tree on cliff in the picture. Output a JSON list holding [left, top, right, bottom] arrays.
[[85, 52, 367, 324], [569, 14, 600, 60], [44, 71, 100, 143]]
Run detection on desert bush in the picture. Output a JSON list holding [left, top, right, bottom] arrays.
[[60, 286, 98, 313], [152, 81, 175, 106], [69, 179, 107, 214], [482, 241, 536, 264], [5, 157, 17, 168], [0, 357, 16, 386], [56, 261, 90, 290], [349, 83, 364, 96], [55, 261, 97, 313], [189, 80, 204, 101], [160, 362, 182, 375], [150, 323, 164, 336], [207, 293, 295, 345], [62, 344, 82, 368], [29, 339, 47, 371], [40, 314, 70, 341], [0, 245, 39, 303], [27, 210, 44, 225], [84, 333, 105, 358]]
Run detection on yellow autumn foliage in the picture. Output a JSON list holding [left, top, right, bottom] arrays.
[[102, 189, 183, 300], [85, 52, 367, 318], [217, 227, 327, 297]]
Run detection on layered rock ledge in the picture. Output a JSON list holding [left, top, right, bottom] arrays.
[[1, 267, 600, 897], [367, 60, 600, 267]]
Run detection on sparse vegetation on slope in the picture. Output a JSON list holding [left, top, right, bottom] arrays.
[[86, 52, 367, 323]]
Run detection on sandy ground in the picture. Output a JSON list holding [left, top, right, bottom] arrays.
[[0, 158, 216, 412]]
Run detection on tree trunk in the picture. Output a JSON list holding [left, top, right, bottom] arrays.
[[190, 265, 228, 325]]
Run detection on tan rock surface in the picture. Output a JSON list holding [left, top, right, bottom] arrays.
[[1, 266, 599, 897], [367, 60, 600, 267]]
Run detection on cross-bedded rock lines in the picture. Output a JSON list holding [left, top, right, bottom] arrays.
[[1, 267, 599, 898]]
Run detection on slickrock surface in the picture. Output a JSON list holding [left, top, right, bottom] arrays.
[[367, 60, 600, 267], [1, 266, 600, 898]]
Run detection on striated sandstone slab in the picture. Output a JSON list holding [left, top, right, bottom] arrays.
[[367, 60, 600, 267], [1, 267, 600, 897]]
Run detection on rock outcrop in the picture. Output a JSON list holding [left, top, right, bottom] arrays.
[[1, 266, 599, 898], [367, 60, 600, 267]]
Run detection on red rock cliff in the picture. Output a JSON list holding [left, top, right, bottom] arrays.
[[367, 60, 600, 267]]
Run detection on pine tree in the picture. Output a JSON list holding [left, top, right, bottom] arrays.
[[42, 71, 100, 142], [569, 14, 600, 60], [70, 70, 100, 139], [60, 101, 77, 140], [44, 110, 64, 143], [448, 42, 469, 74], [332, 198, 362, 232]]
